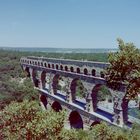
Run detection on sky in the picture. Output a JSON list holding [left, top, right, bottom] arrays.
[[0, 0, 140, 48]]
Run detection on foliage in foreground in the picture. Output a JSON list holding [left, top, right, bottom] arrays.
[[0, 100, 66, 140], [0, 100, 140, 140]]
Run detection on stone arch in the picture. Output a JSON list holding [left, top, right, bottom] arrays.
[[52, 64, 54, 69], [51, 101, 62, 112], [70, 78, 86, 101], [32, 69, 39, 87], [60, 65, 63, 70], [77, 67, 80, 73], [84, 68, 88, 75], [35, 61, 37, 65], [70, 78, 79, 101], [121, 96, 131, 124], [40, 94, 47, 109], [25, 67, 30, 77], [70, 66, 74, 72], [44, 62, 47, 67], [52, 74, 60, 94], [48, 63, 51, 68], [121, 92, 140, 124], [38, 61, 40, 66], [56, 64, 59, 69], [100, 71, 105, 78], [92, 69, 96, 76], [69, 111, 83, 129], [91, 84, 112, 111], [90, 120, 100, 128], [41, 71, 46, 89], [65, 66, 68, 71]]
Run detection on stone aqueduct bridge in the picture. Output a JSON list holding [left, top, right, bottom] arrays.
[[20, 56, 138, 129]]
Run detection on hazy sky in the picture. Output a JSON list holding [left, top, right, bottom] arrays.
[[0, 0, 140, 48]]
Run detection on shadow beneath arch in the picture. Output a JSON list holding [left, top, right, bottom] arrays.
[[69, 111, 83, 129], [25, 67, 30, 77], [90, 120, 100, 127], [51, 101, 62, 112], [40, 95, 47, 109]]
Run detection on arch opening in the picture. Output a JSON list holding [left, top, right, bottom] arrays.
[[25, 67, 30, 77], [70, 66, 74, 72], [52, 74, 67, 97], [91, 84, 113, 111], [35, 61, 37, 65], [40, 94, 47, 109], [84, 68, 88, 75], [41, 71, 46, 89], [51, 101, 62, 112], [69, 111, 83, 129], [100, 71, 105, 78], [52, 64, 54, 69], [44, 63, 47, 67], [92, 69, 96, 76], [65, 66, 68, 71], [77, 67, 80, 73], [60, 65, 63, 70], [90, 121, 100, 129], [122, 97, 140, 124], [52, 74, 60, 94], [70, 78, 87, 103], [38, 61, 40, 66], [56, 64, 59, 69], [48, 63, 51, 68], [32, 69, 40, 87]]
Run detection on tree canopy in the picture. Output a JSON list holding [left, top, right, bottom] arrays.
[[106, 39, 140, 100]]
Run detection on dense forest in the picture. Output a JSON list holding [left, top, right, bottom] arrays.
[[0, 47, 140, 139]]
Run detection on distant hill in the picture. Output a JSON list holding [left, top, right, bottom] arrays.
[[0, 47, 118, 53]]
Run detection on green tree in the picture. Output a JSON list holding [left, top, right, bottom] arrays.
[[106, 38, 140, 100], [0, 100, 66, 140]]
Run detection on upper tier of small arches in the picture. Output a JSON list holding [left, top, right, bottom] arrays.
[[25, 56, 109, 69], [20, 57, 106, 78]]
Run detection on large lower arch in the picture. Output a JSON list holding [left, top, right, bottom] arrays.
[[25, 67, 30, 77], [69, 111, 83, 129], [51, 101, 62, 112], [52, 74, 60, 94], [121, 97, 129, 124], [40, 94, 47, 109], [32, 69, 39, 87], [91, 84, 112, 111], [41, 71, 46, 89], [70, 78, 86, 101], [70, 78, 78, 101], [90, 120, 100, 127], [89, 120, 101, 130]]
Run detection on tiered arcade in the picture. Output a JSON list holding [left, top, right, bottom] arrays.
[[20, 56, 139, 129]]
